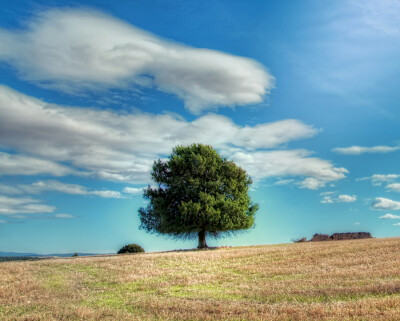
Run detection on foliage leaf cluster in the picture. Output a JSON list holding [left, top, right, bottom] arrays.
[[139, 144, 258, 246]]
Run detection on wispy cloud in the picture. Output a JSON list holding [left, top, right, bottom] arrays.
[[319, 191, 336, 196], [352, 0, 400, 37], [379, 213, 400, 219], [53, 214, 75, 219], [0, 184, 24, 195], [299, 178, 327, 190], [232, 150, 348, 189], [274, 179, 295, 186], [337, 194, 357, 202], [24, 180, 124, 199], [358, 174, 400, 186], [332, 145, 399, 155], [371, 197, 400, 210], [122, 187, 144, 195], [386, 183, 400, 192], [0, 152, 77, 177], [0, 180, 125, 199], [0, 195, 55, 215], [0, 195, 78, 220], [0, 194, 79, 220], [321, 195, 334, 204], [321, 193, 357, 204], [0, 86, 343, 188], [0, 8, 274, 114], [232, 121, 319, 150]]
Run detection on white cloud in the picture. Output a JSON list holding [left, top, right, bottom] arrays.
[[358, 174, 400, 186], [123, 187, 144, 195], [0, 219, 6, 223], [354, 222, 360, 225], [0, 8, 274, 114], [337, 194, 357, 202], [321, 196, 335, 204], [299, 178, 327, 190], [0, 195, 77, 220], [27, 181, 86, 195], [371, 197, 400, 210], [20, 180, 124, 199], [379, 213, 400, 219], [54, 214, 75, 219], [394, 223, 400, 226], [231, 149, 348, 189], [0, 152, 76, 177], [91, 190, 123, 198], [0, 86, 332, 186], [0, 184, 23, 195], [231, 120, 318, 150], [332, 145, 399, 155], [320, 193, 357, 204], [274, 179, 295, 186], [386, 183, 400, 192], [0, 195, 55, 215]]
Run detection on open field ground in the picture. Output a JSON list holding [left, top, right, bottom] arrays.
[[1, 237, 400, 320]]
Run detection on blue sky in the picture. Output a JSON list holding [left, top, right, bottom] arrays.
[[1, 0, 400, 254]]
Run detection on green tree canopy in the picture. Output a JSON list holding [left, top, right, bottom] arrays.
[[138, 144, 258, 248]]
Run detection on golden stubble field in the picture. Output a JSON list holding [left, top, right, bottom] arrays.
[[1, 237, 400, 320]]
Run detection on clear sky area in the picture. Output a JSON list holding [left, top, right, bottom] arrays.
[[0, 0, 400, 254]]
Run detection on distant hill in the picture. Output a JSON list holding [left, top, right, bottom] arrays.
[[0, 251, 106, 257]]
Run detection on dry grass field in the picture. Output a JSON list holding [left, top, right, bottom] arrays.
[[1, 237, 400, 320]]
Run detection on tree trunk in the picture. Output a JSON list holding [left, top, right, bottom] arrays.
[[197, 230, 208, 249]]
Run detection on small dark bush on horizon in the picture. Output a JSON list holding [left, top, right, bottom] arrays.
[[118, 244, 145, 254], [293, 237, 307, 243]]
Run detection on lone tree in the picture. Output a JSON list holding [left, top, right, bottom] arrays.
[[139, 144, 258, 248]]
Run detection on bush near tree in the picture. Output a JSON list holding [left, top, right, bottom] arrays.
[[118, 244, 145, 254]]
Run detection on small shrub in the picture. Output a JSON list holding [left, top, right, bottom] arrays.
[[118, 243, 145, 254], [293, 237, 307, 243], [72, 252, 79, 257]]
